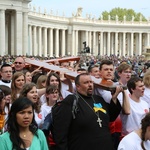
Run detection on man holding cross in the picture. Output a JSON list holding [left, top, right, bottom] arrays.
[[52, 73, 122, 150]]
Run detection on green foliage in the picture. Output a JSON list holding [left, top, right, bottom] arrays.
[[99, 7, 147, 21]]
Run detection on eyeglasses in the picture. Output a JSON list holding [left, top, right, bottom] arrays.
[[14, 62, 23, 64], [2, 71, 12, 74]]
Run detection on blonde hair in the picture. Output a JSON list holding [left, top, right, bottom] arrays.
[[36, 75, 47, 89]]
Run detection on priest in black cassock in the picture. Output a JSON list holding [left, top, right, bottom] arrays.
[[52, 73, 123, 150]]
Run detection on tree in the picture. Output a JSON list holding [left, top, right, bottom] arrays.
[[99, 7, 147, 21]]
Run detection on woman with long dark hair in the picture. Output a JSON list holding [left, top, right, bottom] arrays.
[[0, 97, 48, 150]]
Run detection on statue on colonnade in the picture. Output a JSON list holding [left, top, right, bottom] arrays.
[[75, 7, 83, 17]]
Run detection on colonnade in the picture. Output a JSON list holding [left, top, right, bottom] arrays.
[[28, 26, 67, 57], [0, 0, 150, 57], [27, 26, 150, 57], [0, 9, 29, 56]]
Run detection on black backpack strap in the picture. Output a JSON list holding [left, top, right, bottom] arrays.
[[72, 93, 79, 119]]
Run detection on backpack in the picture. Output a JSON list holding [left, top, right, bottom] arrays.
[[41, 94, 79, 135], [41, 112, 52, 136], [72, 93, 79, 119]]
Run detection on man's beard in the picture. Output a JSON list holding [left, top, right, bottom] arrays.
[[87, 93, 92, 97]]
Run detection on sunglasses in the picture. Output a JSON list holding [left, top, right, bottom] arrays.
[[14, 62, 23, 64]]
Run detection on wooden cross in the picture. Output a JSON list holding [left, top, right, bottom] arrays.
[[97, 117, 102, 127]]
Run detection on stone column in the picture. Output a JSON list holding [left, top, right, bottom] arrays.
[[95, 32, 99, 55], [110, 33, 114, 55], [115, 32, 118, 55], [100, 32, 103, 55], [5, 15, 8, 55], [61, 29, 66, 56], [88, 31, 91, 50], [86, 31, 88, 45], [0, 9, 5, 55], [11, 12, 15, 55], [130, 32, 134, 56], [127, 33, 130, 56], [55, 28, 59, 57], [123, 32, 126, 56], [28, 25, 32, 55], [15, 11, 23, 55], [43, 27, 47, 57], [49, 28, 53, 57], [75, 30, 78, 56], [38, 26, 42, 56], [147, 33, 150, 46], [23, 12, 28, 55], [144, 33, 147, 49], [107, 32, 110, 56], [93, 31, 96, 55], [139, 32, 142, 55], [135, 33, 139, 55], [103, 33, 107, 55], [71, 30, 75, 56], [119, 33, 122, 56], [33, 26, 37, 56]]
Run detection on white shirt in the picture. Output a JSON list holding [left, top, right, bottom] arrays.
[[41, 103, 52, 121], [94, 89, 112, 103], [34, 111, 43, 128], [94, 82, 119, 104], [118, 131, 150, 150], [0, 80, 11, 88], [120, 97, 149, 135], [117, 89, 130, 106]]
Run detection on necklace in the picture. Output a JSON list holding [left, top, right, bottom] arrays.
[[20, 131, 31, 139], [23, 134, 26, 138], [77, 94, 102, 128]]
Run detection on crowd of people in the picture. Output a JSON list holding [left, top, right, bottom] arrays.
[[0, 54, 150, 150]]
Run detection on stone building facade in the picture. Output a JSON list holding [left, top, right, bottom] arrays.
[[0, 0, 150, 57]]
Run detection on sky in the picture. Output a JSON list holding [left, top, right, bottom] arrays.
[[30, 0, 150, 19]]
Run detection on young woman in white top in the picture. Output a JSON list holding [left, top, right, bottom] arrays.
[[40, 72, 71, 104], [41, 85, 60, 120]]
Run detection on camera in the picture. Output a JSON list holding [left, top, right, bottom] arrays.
[[82, 41, 90, 53]]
